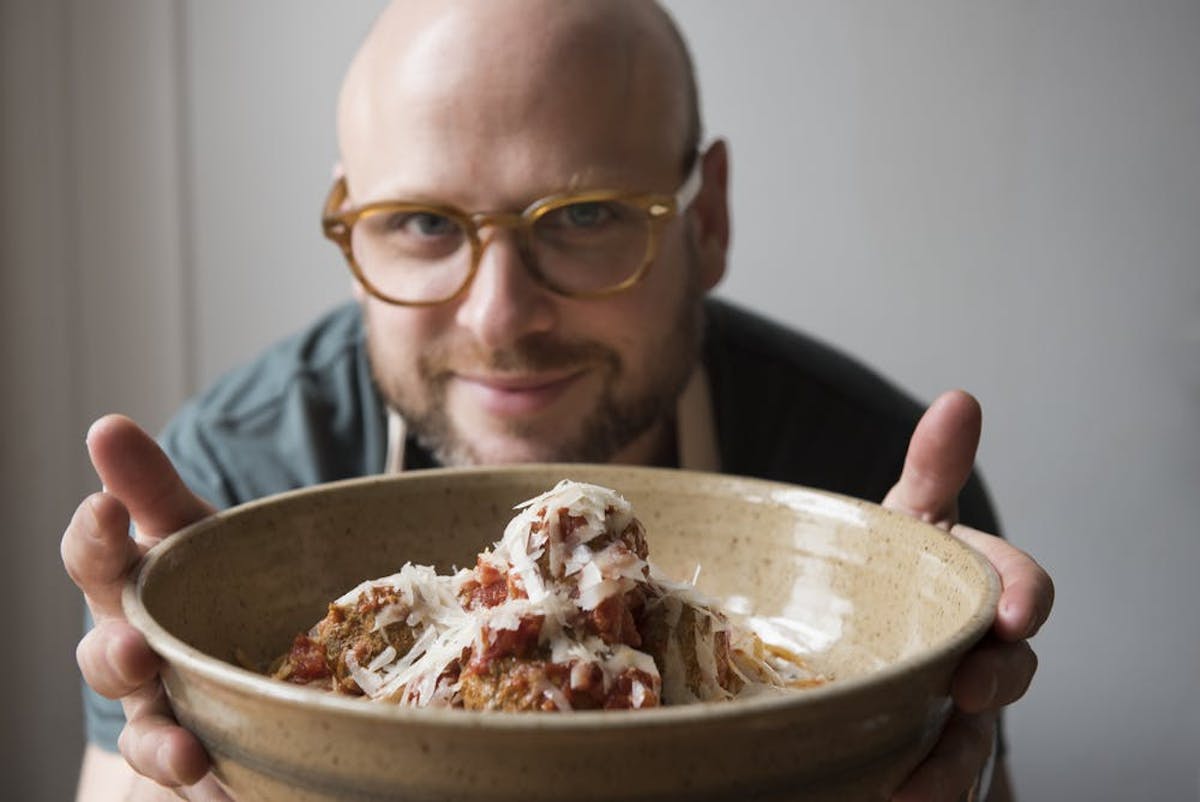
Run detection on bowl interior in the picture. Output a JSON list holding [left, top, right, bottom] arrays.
[[133, 465, 996, 693]]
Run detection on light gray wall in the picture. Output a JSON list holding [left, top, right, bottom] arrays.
[[2, 1, 1197, 800], [2, 1, 191, 799], [669, 4, 1200, 800]]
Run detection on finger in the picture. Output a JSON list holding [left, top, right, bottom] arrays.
[[61, 492, 143, 621], [87, 415, 214, 542], [883, 390, 982, 528], [951, 639, 1039, 714], [952, 524, 1055, 640], [76, 620, 162, 700], [891, 712, 995, 802], [118, 715, 212, 789], [119, 685, 211, 788]]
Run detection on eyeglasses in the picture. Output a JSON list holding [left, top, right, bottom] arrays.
[[321, 159, 702, 306]]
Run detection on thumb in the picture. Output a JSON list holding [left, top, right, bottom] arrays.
[[86, 414, 214, 542], [883, 390, 982, 529]]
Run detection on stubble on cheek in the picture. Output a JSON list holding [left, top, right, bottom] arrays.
[[366, 327, 631, 465]]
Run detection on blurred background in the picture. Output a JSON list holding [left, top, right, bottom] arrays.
[[2, 1, 1197, 799]]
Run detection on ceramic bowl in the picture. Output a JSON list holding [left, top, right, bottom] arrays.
[[123, 465, 998, 802]]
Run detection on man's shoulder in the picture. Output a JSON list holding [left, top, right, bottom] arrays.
[[702, 298, 923, 498], [181, 302, 365, 427], [703, 297, 924, 428], [161, 302, 385, 506]]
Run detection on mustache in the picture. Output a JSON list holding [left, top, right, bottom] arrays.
[[418, 333, 620, 376]]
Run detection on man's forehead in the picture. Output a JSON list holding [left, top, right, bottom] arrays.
[[339, 0, 690, 205], [346, 128, 677, 209]]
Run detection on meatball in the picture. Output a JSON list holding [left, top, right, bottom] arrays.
[[640, 593, 744, 704]]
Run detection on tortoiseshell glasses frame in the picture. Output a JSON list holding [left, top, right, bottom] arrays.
[[321, 159, 703, 307]]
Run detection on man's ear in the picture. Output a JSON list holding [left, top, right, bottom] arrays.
[[332, 161, 353, 213], [690, 139, 731, 291], [335, 159, 365, 304]]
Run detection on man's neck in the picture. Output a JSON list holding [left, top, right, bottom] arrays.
[[606, 418, 679, 469]]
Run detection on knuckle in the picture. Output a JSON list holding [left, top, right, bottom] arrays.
[[117, 725, 143, 775], [1004, 643, 1038, 701], [1023, 640, 1039, 671], [61, 523, 92, 589], [62, 497, 128, 590], [994, 642, 1036, 701], [120, 719, 183, 789], [60, 529, 77, 579], [79, 623, 158, 700], [75, 631, 99, 679], [76, 630, 121, 698]]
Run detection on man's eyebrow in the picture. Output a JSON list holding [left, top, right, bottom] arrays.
[[358, 168, 645, 210]]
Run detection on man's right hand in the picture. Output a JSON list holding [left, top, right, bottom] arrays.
[[62, 415, 231, 800]]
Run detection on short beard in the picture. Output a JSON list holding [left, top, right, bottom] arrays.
[[366, 251, 705, 467], [413, 363, 681, 467]]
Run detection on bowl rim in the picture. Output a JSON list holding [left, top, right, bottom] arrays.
[[122, 464, 1001, 731]]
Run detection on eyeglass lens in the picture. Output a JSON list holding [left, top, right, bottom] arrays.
[[350, 199, 653, 303]]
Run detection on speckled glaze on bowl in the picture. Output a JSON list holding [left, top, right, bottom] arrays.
[[123, 465, 998, 802]]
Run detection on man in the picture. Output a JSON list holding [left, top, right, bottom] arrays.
[[62, 1, 1053, 800]]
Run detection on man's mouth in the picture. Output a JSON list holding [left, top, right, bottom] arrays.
[[452, 370, 587, 417]]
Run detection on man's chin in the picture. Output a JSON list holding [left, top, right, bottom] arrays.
[[432, 429, 579, 467], [404, 385, 672, 467]]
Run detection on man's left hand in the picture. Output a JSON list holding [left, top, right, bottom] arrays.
[[882, 391, 1054, 802]]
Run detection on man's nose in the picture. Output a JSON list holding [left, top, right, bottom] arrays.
[[453, 228, 557, 350]]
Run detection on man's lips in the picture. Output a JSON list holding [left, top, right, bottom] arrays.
[[451, 370, 586, 416]]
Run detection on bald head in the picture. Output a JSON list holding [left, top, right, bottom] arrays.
[[336, 0, 700, 206]]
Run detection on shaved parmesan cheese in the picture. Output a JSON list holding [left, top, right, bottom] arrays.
[[631, 680, 647, 708], [539, 678, 573, 711], [273, 480, 825, 711], [367, 645, 397, 672]]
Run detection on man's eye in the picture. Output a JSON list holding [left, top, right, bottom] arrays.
[[558, 202, 613, 228], [406, 212, 457, 237], [378, 211, 458, 237]]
